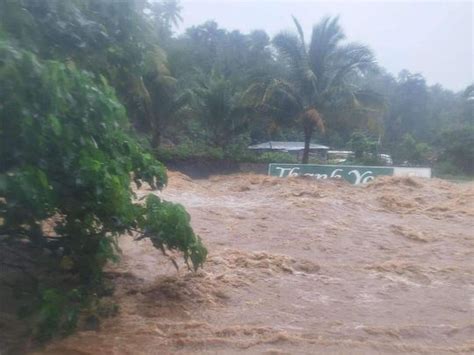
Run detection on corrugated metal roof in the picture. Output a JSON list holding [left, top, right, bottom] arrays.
[[328, 150, 354, 154], [248, 141, 330, 151]]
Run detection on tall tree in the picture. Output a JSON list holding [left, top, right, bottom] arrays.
[[385, 71, 429, 145], [0, 0, 206, 341], [254, 16, 377, 163], [149, 0, 183, 42], [0, 0, 186, 146], [144, 47, 192, 147], [194, 71, 250, 147]]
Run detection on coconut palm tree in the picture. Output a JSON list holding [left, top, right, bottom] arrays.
[[149, 0, 183, 39], [252, 16, 377, 163], [142, 46, 193, 148], [194, 71, 250, 148]]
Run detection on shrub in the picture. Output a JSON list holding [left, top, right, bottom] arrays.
[[394, 133, 432, 165], [0, 40, 206, 339], [349, 131, 377, 159]]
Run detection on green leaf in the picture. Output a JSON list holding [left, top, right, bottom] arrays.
[[48, 114, 62, 136]]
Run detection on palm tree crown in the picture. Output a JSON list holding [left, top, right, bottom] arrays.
[[267, 16, 376, 163]]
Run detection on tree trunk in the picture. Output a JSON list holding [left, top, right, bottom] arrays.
[[302, 130, 312, 164], [151, 129, 161, 149]]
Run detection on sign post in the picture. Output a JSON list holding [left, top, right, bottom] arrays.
[[268, 164, 431, 185]]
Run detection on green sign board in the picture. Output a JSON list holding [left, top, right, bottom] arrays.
[[268, 163, 394, 185]]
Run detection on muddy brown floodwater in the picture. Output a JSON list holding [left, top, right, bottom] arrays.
[[38, 173, 473, 354]]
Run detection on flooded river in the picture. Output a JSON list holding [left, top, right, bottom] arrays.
[[37, 173, 474, 354]]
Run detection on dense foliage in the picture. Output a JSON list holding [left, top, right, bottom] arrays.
[[165, 13, 472, 173], [0, 0, 206, 341]]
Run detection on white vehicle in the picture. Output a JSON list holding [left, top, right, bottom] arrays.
[[379, 154, 393, 165], [327, 150, 355, 163], [327, 150, 393, 166]]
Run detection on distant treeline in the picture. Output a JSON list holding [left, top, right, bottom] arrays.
[[3, 0, 472, 172]]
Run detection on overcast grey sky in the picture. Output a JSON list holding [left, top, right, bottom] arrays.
[[178, 0, 473, 91]]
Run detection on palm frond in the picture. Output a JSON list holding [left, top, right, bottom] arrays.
[[332, 43, 375, 75], [168, 90, 192, 116], [292, 15, 306, 48], [240, 82, 267, 107], [273, 32, 305, 67], [273, 29, 317, 100], [308, 16, 345, 81], [320, 43, 375, 103]]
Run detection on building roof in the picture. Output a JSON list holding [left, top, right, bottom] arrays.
[[327, 150, 354, 155], [248, 141, 330, 151]]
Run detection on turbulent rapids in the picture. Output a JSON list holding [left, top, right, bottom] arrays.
[[37, 172, 474, 354]]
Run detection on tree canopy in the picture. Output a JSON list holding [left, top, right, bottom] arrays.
[[0, 0, 206, 341]]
